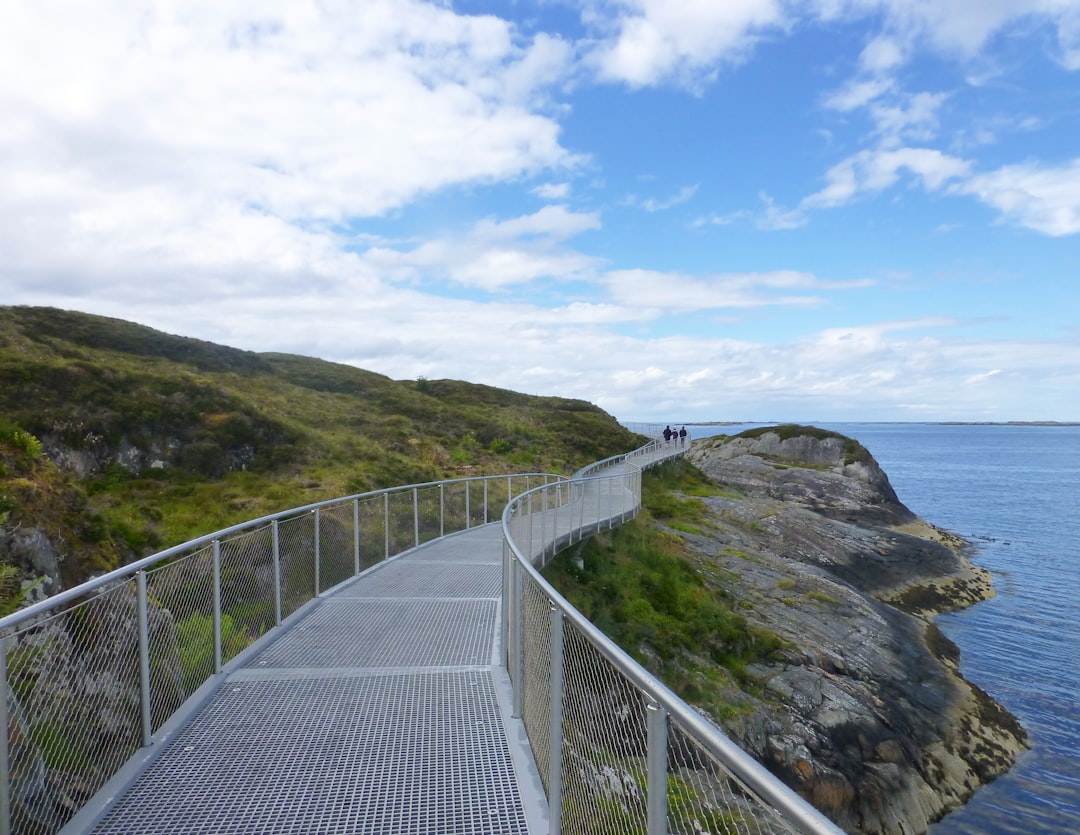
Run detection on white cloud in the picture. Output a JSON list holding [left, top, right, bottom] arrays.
[[951, 157, 1080, 235], [813, 0, 1080, 63], [965, 369, 1003, 384], [362, 205, 603, 290], [859, 35, 906, 72], [0, 0, 579, 292], [824, 77, 894, 111], [637, 184, 699, 212], [603, 269, 871, 311], [532, 182, 571, 200], [585, 0, 787, 87], [756, 192, 807, 230], [868, 90, 948, 144], [802, 147, 971, 208]]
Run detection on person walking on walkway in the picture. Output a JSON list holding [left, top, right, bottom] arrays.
[[679, 426, 687, 446], [663, 425, 672, 444]]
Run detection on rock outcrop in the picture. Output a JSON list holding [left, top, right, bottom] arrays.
[[680, 426, 1026, 834]]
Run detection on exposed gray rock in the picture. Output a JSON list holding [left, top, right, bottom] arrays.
[[6, 580, 186, 833], [678, 428, 1027, 834], [0, 526, 64, 601]]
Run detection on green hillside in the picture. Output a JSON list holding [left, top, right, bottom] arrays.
[[0, 306, 642, 590]]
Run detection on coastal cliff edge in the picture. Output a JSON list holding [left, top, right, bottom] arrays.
[[679, 426, 1027, 834]]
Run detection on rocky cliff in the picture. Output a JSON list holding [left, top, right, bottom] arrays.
[[681, 426, 1026, 834]]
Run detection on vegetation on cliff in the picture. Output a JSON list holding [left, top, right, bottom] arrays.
[[546, 431, 1027, 835], [0, 305, 642, 601]]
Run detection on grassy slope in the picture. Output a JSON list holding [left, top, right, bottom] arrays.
[[0, 306, 643, 585], [543, 459, 784, 721]]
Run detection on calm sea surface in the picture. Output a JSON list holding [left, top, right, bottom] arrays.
[[683, 423, 1080, 833]]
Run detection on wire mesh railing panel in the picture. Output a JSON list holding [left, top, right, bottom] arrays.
[[667, 716, 799, 835], [357, 494, 387, 571], [318, 502, 355, 592], [145, 545, 215, 727], [386, 490, 417, 557], [218, 527, 276, 665], [559, 621, 651, 835], [519, 573, 553, 792], [467, 479, 489, 527], [441, 480, 469, 536], [416, 485, 442, 545], [4, 581, 143, 835], [277, 512, 316, 618]]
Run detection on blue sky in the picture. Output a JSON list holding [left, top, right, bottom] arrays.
[[2, 1, 1079, 422]]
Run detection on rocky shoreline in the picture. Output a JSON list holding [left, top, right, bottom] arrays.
[[679, 427, 1027, 834]]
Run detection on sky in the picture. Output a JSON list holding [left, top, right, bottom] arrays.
[[2, 1, 1079, 423]]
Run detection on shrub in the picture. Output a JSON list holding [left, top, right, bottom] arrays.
[[0, 419, 43, 460]]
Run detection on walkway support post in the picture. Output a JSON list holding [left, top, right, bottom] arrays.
[[511, 556, 524, 720], [0, 637, 10, 835], [212, 540, 222, 675], [314, 508, 321, 596], [646, 701, 668, 835], [272, 520, 282, 626], [353, 498, 361, 576], [413, 487, 420, 548], [384, 493, 390, 560], [136, 571, 152, 747], [548, 604, 565, 835]]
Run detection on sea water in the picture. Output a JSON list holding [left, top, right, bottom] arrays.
[[682, 423, 1080, 833]]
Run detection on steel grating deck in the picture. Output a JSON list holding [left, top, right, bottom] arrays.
[[336, 562, 501, 599], [249, 599, 498, 669], [87, 524, 538, 834]]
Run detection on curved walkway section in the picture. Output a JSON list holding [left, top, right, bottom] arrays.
[[0, 434, 839, 835], [74, 524, 540, 834]]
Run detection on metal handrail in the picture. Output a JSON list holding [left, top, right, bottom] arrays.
[[0, 472, 563, 636], [501, 441, 843, 835]]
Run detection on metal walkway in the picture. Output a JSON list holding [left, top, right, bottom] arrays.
[[78, 523, 545, 834]]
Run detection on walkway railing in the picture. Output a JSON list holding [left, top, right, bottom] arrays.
[[0, 472, 563, 835], [501, 442, 843, 835]]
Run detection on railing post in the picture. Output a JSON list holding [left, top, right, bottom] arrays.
[[212, 539, 222, 675], [272, 520, 282, 626], [501, 536, 510, 667], [549, 605, 565, 835], [511, 556, 524, 719], [136, 571, 152, 747], [465, 481, 471, 530], [314, 508, 321, 596], [439, 483, 445, 538], [579, 479, 586, 540], [594, 475, 602, 535], [526, 491, 535, 562], [485, 479, 490, 524], [647, 701, 669, 835], [384, 492, 390, 560], [552, 487, 559, 558], [0, 636, 10, 835], [353, 498, 361, 576], [413, 487, 420, 547], [541, 487, 549, 561]]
